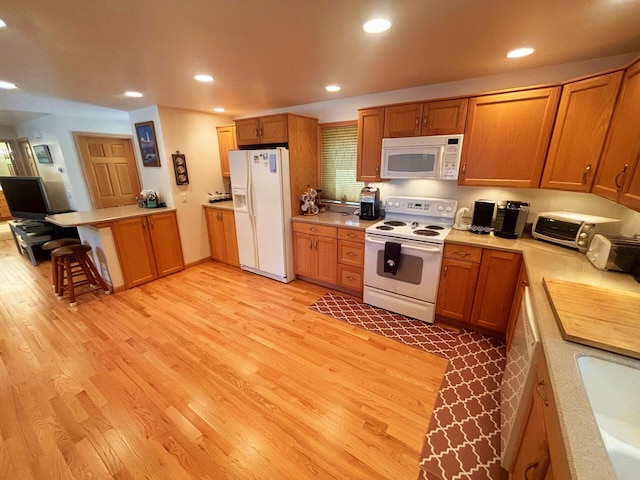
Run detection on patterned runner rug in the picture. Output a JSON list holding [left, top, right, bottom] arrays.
[[310, 292, 506, 480]]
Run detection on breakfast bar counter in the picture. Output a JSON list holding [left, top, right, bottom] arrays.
[[46, 204, 176, 227], [445, 229, 640, 480]]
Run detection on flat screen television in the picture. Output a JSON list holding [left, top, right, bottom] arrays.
[[0, 176, 55, 220]]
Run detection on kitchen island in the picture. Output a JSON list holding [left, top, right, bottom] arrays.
[[445, 229, 640, 480], [46, 205, 183, 291]]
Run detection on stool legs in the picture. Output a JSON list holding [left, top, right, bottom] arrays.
[[53, 244, 111, 307]]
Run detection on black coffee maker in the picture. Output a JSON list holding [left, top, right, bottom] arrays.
[[470, 199, 495, 234], [359, 187, 379, 220]]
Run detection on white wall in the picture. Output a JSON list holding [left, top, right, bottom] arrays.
[[149, 106, 233, 265], [14, 114, 133, 211], [237, 52, 640, 237]]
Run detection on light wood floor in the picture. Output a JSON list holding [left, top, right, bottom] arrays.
[[0, 239, 448, 480]]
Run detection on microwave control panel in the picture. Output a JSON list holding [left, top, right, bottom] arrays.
[[440, 135, 464, 180]]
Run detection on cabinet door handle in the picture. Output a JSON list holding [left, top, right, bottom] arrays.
[[308, 239, 313, 249], [142, 221, 147, 229], [415, 114, 420, 126], [423, 115, 428, 125], [314, 239, 318, 250], [346, 275, 356, 281], [524, 461, 539, 480], [347, 251, 356, 257], [455, 251, 470, 257], [348, 233, 356, 238], [461, 164, 466, 176], [582, 163, 592, 185], [536, 380, 550, 406], [443, 265, 448, 277], [614, 163, 629, 191]]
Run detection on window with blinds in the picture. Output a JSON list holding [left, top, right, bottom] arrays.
[[320, 124, 363, 203]]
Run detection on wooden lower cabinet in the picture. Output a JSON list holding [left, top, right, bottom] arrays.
[[293, 222, 337, 284], [510, 354, 571, 480], [111, 211, 184, 289], [436, 243, 522, 335], [293, 222, 366, 294], [205, 208, 239, 266], [0, 190, 12, 220]]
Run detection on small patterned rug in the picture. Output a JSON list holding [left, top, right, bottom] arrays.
[[309, 292, 506, 480]]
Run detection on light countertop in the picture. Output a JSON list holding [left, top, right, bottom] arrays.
[[446, 229, 640, 480], [46, 205, 176, 228], [202, 201, 234, 211], [292, 211, 380, 230]]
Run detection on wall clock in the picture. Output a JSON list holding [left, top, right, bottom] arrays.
[[172, 152, 189, 185]]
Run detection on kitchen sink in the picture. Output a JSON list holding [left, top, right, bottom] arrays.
[[577, 355, 640, 479]]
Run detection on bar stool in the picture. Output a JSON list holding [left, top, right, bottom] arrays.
[[42, 238, 81, 293], [51, 244, 111, 307]]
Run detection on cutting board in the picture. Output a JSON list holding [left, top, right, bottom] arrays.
[[543, 278, 640, 360]]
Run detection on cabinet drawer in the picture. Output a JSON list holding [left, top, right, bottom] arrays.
[[444, 243, 482, 263], [338, 240, 364, 267], [338, 264, 363, 291], [337, 228, 365, 242], [292, 222, 337, 238]]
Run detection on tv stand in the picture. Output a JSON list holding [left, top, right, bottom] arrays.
[[8, 219, 55, 266]]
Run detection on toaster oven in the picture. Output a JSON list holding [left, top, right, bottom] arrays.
[[531, 211, 622, 252], [586, 234, 640, 274]]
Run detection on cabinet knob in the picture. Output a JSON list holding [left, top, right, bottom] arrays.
[[348, 233, 356, 238], [582, 163, 592, 185], [614, 163, 629, 191], [309, 227, 317, 232]]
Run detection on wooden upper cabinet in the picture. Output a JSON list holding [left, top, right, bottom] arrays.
[[541, 71, 624, 192], [421, 98, 468, 135], [235, 114, 288, 146], [592, 60, 640, 211], [216, 124, 237, 177], [383, 98, 468, 137], [357, 108, 385, 182], [459, 87, 560, 188]]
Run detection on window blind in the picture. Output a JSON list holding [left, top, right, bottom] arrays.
[[320, 125, 363, 203]]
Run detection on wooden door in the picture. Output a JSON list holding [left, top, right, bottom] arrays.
[[216, 125, 237, 177], [459, 87, 560, 188], [75, 134, 142, 209], [421, 98, 469, 135], [16, 138, 39, 176], [357, 108, 384, 182], [470, 250, 522, 333], [112, 216, 157, 288], [220, 210, 239, 266], [235, 118, 261, 146], [147, 211, 184, 277], [315, 236, 337, 284], [293, 232, 314, 277], [206, 209, 226, 262], [384, 103, 422, 137], [436, 258, 480, 322], [259, 114, 288, 144], [541, 71, 623, 192], [592, 60, 640, 209]]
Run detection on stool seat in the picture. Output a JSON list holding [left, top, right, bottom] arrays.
[[42, 238, 81, 251], [52, 243, 110, 307]]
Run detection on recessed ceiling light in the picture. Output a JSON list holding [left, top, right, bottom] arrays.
[[194, 74, 214, 83], [325, 85, 341, 92], [363, 18, 391, 34], [507, 47, 535, 58], [213, 107, 225, 113], [0, 18, 7, 28], [0, 80, 18, 90], [124, 91, 143, 98]]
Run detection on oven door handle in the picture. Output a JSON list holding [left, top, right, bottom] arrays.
[[365, 236, 443, 253]]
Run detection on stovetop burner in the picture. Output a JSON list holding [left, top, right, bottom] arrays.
[[384, 221, 406, 227], [376, 225, 394, 231], [424, 225, 444, 230], [414, 229, 440, 236]]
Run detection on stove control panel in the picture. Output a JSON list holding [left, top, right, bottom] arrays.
[[384, 196, 458, 218]]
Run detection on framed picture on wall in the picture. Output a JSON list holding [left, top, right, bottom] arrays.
[[135, 121, 161, 167], [33, 145, 53, 164]]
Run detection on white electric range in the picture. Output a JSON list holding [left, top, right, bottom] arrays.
[[363, 196, 458, 323]]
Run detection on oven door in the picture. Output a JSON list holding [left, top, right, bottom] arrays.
[[364, 234, 443, 302]]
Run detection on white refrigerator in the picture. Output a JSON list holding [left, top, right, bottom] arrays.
[[228, 148, 295, 283]]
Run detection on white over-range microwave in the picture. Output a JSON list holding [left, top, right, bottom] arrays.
[[381, 134, 463, 180]]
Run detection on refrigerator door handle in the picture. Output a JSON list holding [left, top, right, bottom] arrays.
[[246, 159, 260, 269]]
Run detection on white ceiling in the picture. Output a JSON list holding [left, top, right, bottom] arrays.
[[1, 0, 640, 126]]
